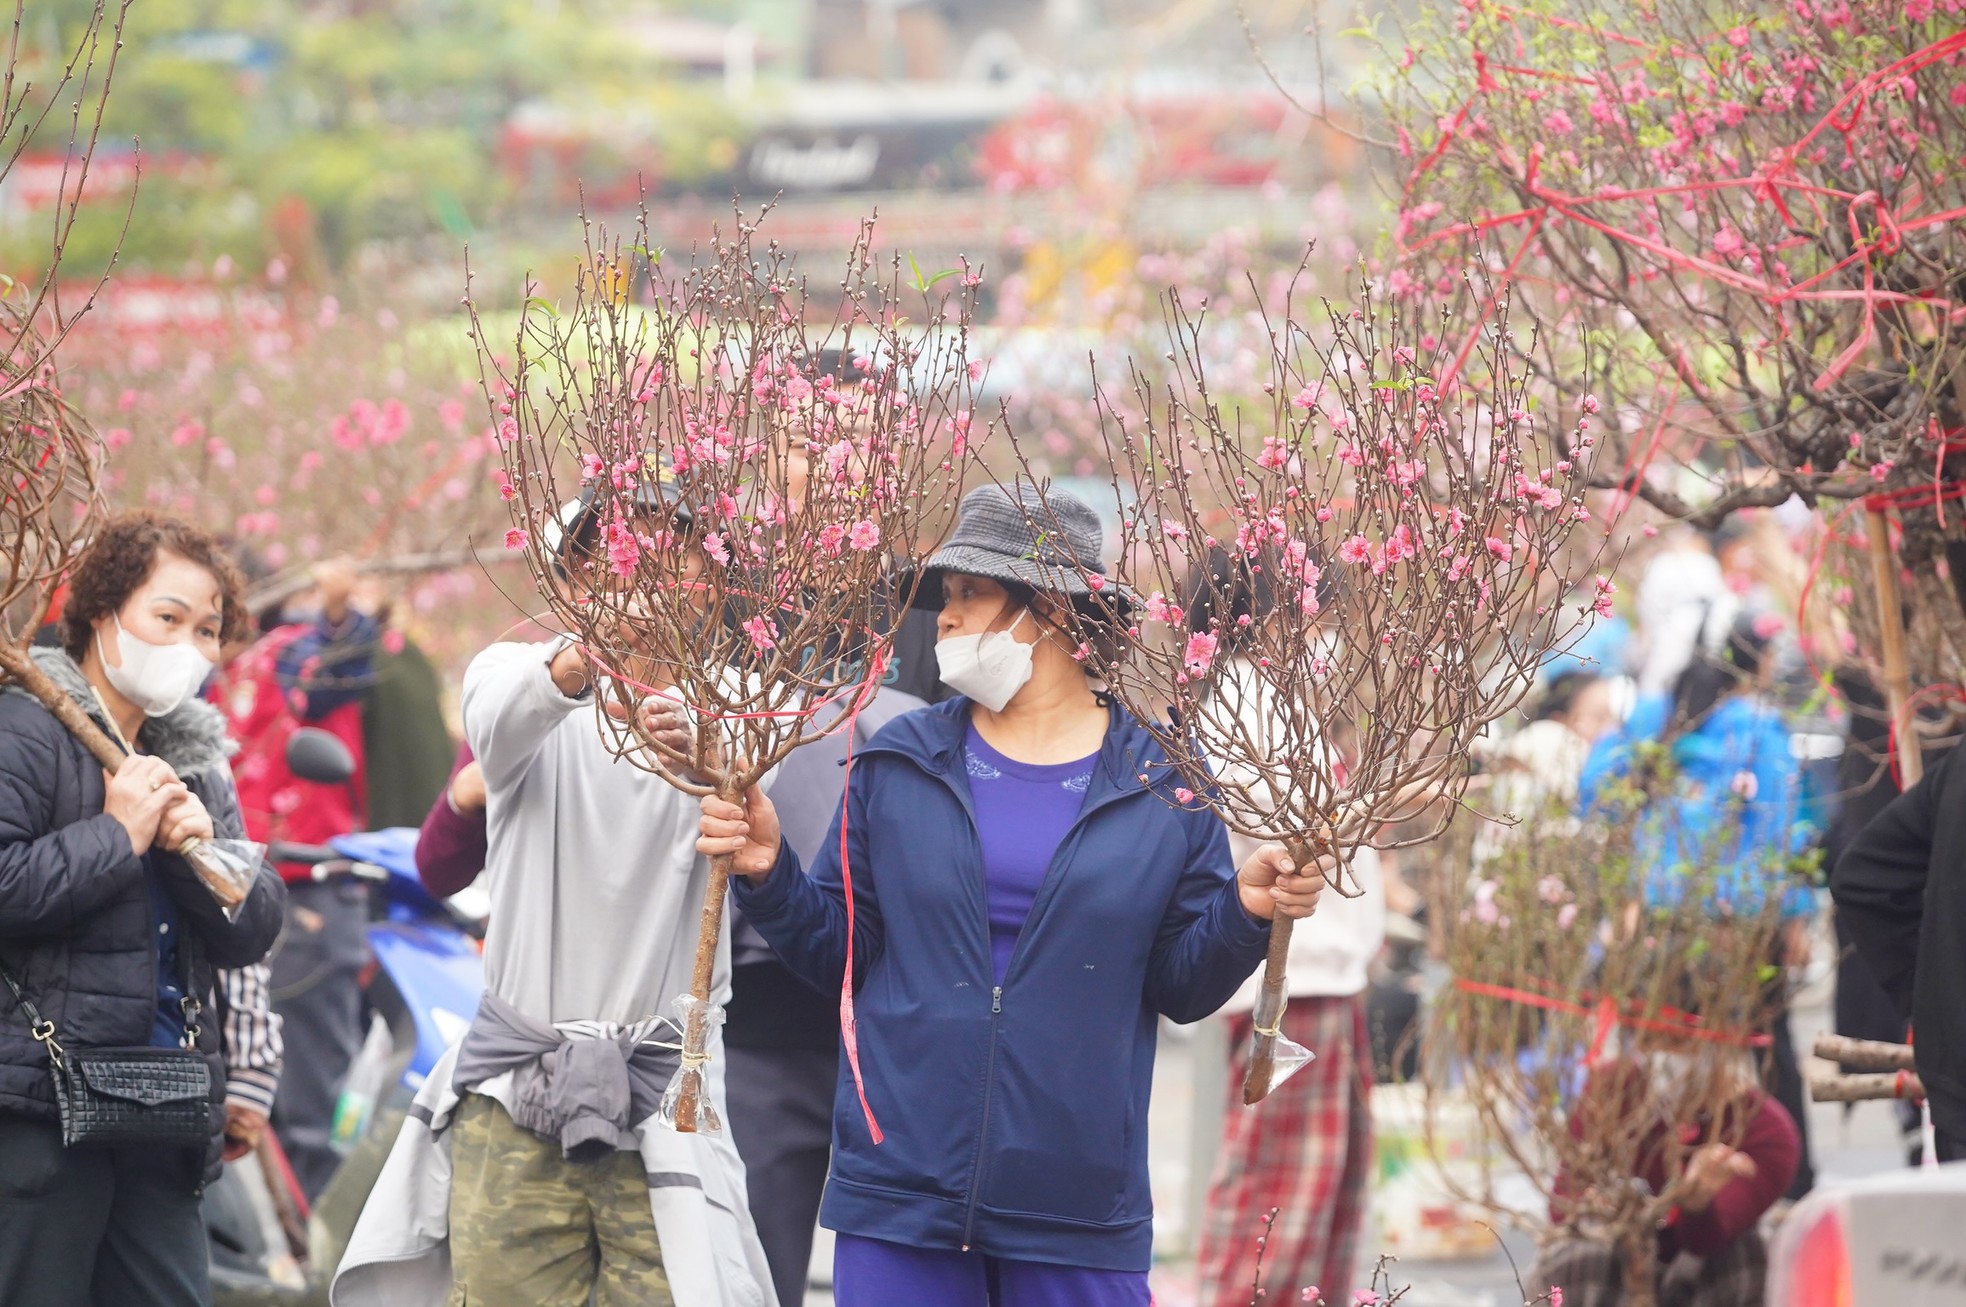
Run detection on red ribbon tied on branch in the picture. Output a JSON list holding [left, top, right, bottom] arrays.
[[1453, 977, 1773, 1065]]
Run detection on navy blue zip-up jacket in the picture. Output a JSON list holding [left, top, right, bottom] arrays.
[[732, 698, 1272, 1272]]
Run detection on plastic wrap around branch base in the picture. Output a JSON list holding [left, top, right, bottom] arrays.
[[1247, 985, 1315, 1100], [655, 994, 724, 1136], [180, 838, 262, 919]]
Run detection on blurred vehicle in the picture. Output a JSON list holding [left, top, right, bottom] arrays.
[[205, 733, 486, 1305], [1766, 1163, 1966, 1306]]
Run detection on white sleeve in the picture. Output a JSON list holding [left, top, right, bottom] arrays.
[[462, 639, 590, 795]]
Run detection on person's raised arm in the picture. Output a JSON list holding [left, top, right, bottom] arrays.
[[274, 561, 381, 722], [461, 640, 595, 795], [1831, 749, 1948, 1017], [1667, 1094, 1799, 1259]]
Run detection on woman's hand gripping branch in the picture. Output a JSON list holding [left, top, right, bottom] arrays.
[[1236, 843, 1333, 922], [697, 786, 783, 879]]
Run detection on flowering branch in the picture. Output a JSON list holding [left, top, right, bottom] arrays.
[[1377, 0, 1966, 678], [468, 203, 979, 1130], [1002, 259, 1609, 1102], [1, 1, 133, 640]]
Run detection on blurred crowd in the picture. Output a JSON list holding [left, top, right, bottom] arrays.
[[2, 490, 1947, 1307]]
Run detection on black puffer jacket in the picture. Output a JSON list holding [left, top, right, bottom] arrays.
[[0, 648, 285, 1180]]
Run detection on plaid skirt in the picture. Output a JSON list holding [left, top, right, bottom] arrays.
[[1529, 1231, 1768, 1307], [1193, 994, 1373, 1307]]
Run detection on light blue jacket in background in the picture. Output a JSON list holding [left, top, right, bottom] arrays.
[[1580, 692, 1815, 918]]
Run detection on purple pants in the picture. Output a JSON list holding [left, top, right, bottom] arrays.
[[834, 1233, 1153, 1307]]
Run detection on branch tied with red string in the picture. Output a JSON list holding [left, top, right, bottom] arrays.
[[466, 206, 982, 1134], [1375, 0, 1966, 544], [999, 259, 1610, 1105], [1421, 781, 1802, 1307]]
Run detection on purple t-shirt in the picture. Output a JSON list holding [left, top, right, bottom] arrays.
[[964, 724, 1097, 984]]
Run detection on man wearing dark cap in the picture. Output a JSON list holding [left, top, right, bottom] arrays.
[[337, 478, 774, 1307]]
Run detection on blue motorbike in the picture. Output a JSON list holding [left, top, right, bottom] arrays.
[[206, 733, 486, 1304]]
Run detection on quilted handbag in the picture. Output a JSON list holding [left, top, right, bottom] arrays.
[[2, 960, 211, 1148]]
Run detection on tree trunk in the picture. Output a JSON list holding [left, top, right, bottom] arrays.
[[1618, 1224, 1660, 1307], [670, 849, 733, 1133], [1241, 915, 1294, 1105], [0, 641, 123, 769], [1809, 1069, 1924, 1102], [1812, 1032, 1916, 1071], [0, 642, 247, 906]]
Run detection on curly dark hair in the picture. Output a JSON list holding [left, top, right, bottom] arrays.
[[60, 510, 251, 661]]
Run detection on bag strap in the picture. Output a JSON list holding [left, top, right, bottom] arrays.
[[0, 958, 65, 1065], [175, 930, 203, 1048], [0, 916, 204, 1057]]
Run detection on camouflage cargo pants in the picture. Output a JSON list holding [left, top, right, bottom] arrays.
[[447, 1094, 673, 1307]]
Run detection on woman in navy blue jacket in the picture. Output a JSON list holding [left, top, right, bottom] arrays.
[[699, 483, 1328, 1307]]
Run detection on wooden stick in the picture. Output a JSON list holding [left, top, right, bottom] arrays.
[[1866, 507, 1922, 788], [1810, 1070, 1924, 1103], [0, 641, 249, 907], [673, 723, 736, 1134], [1813, 1032, 1916, 1072], [1242, 913, 1295, 1105]]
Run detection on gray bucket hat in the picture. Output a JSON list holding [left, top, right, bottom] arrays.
[[912, 482, 1136, 616]]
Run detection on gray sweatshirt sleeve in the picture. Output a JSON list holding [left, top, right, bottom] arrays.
[[462, 640, 591, 795]]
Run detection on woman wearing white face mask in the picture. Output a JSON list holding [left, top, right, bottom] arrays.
[[698, 482, 1333, 1307], [0, 511, 286, 1306]]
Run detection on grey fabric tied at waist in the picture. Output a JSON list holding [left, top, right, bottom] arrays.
[[452, 991, 683, 1162]]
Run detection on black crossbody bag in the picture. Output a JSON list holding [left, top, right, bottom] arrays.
[[0, 953, 211, 1149]]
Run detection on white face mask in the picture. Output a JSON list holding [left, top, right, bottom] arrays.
[[936, 609, 1035, 713], [98, 614, 215, 718]]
